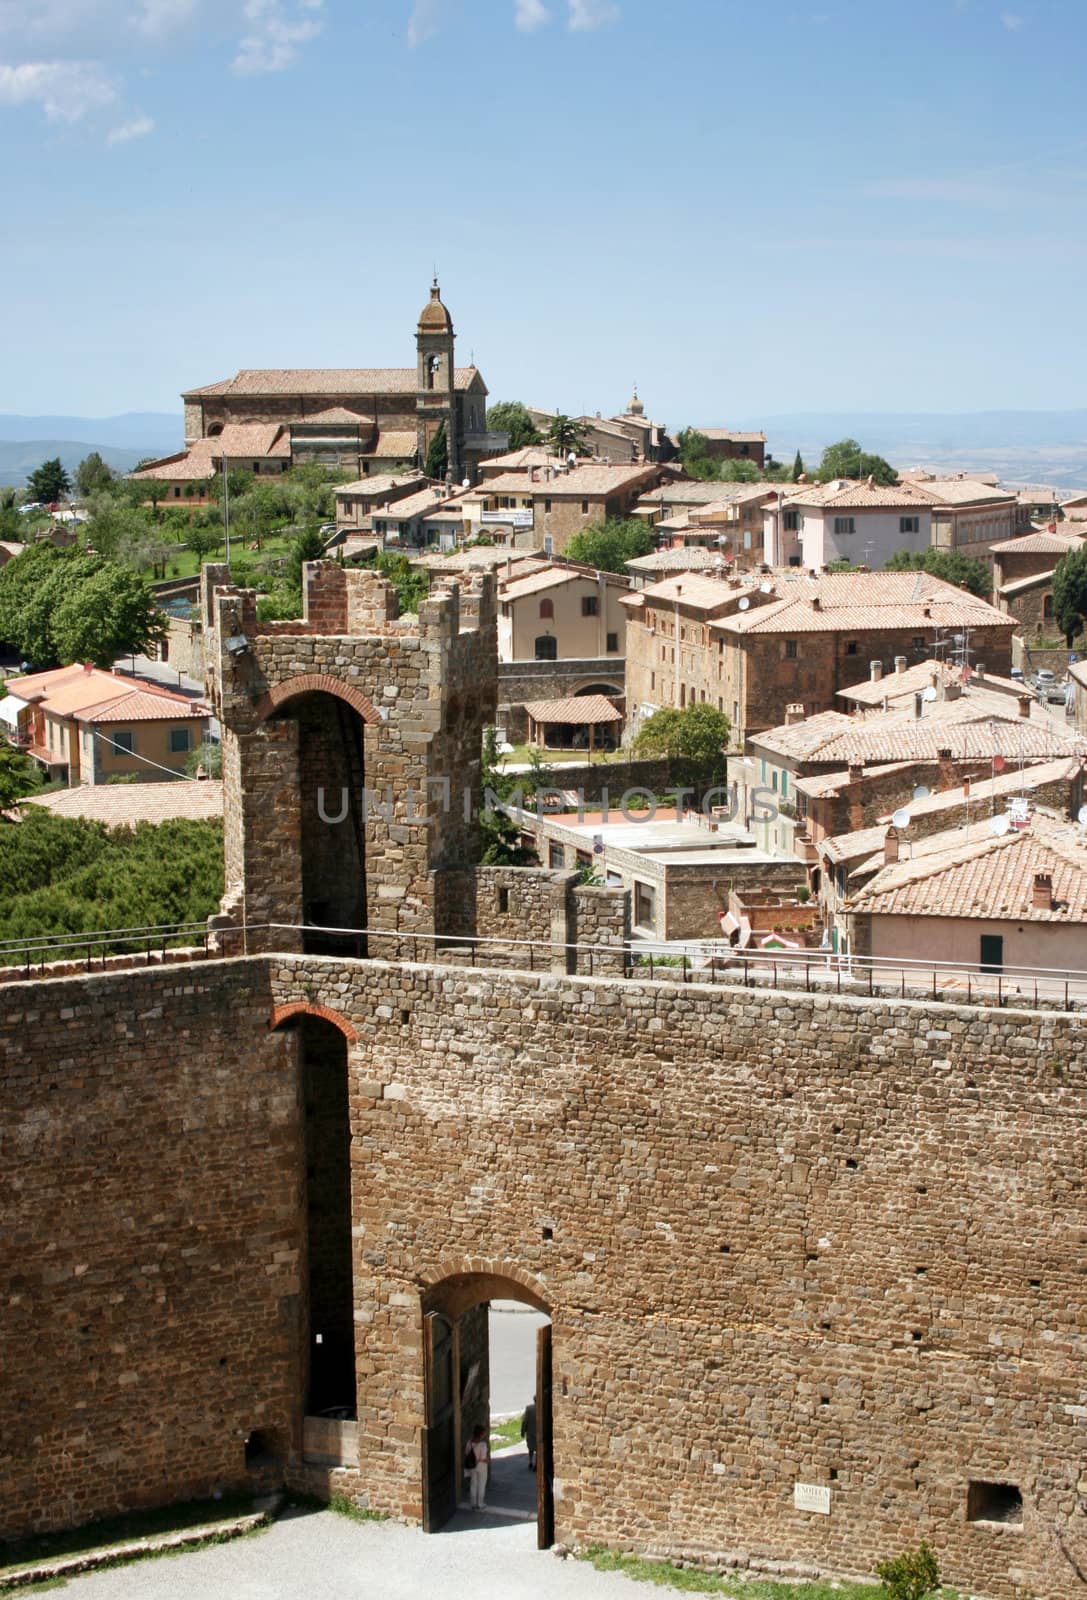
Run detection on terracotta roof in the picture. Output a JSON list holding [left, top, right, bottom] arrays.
[[793, 760, 916, 801], [73, 691, 209, 725], [914, 479, 1016, 507], [626, 548, 724, 573], [786, 480, 936, 511], [480, 447, 555, 470], [214, 422, 289, 457], [500, 565, 629, 601], [335, 471, 424, 497], [296, 406, 374, 425], [848, 814, 1087, 922], [183, 366, 478, 398], [756, 706, 1084, 767], [8, 664, 207, 723], [369, 431, 418, 459], [817, 759, 1081, 867], [412, 550, 547, 574], [839, 660, 1026, 707], [696, 429, 767, 444], [635, 481, 758, 507], [623, 572, 767, 612], [130, 440, 218, 482], [372, 488, 447, 520], [999, 570, 1059, 597], [524, 694, 623, 724], [714, 571, 1012, 636], [990, 529, 1085, 555], [21, 780, 224, 825], [526, 463, 658, 497]]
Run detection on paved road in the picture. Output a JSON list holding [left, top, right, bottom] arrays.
[[59, 1503, 647, 1599]]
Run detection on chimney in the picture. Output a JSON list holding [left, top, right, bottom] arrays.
[[1047, 521, 1058, 534], [914, 691, 924, 720], [937, 746, 954, 787], [785, 702, 806, 725], [811, 595, 821, 611], [866, 474, 875, 489], [848, 763, 864, 783], [1018, 694, 1032, 718], [922, 605, 932, 618], [975, 663, 985, 681], [884, 827, 900, 864], [1033, 871, 1054, 911], [870, 659, 883, 682], [83, 662, 94, 673], [895, 655, 907, 674]]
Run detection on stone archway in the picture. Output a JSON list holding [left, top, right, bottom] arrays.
[[420, 1265, 553, 1546]]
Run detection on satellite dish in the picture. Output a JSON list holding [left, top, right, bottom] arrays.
[[922, 686, 938, 703], [989, 814, 1011, 837], [461, 477, 470, 489], [912, 784, 931, 801], [737, 596, 750, 610], [760, 581, 773, 594], [892, 807, 911, 829], [1078, 804, 1087, 827]]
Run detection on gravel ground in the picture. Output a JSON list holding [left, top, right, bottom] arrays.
[[56, 1503, 650, 1599]]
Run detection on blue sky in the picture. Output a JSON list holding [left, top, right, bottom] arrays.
[[1, 0, 1084, 425]]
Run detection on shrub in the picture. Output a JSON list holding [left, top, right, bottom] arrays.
[[876, 1541, 940, 1600]]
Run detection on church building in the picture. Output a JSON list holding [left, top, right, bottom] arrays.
[[132, 283, 506, 494]]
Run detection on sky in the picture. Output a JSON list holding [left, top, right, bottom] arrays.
[[1, 0, 1085, 425]]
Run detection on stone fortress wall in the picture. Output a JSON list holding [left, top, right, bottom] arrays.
[[1, 956, 1086, 1600]]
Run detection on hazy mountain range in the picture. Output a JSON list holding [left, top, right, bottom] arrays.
[[744, 410, 1087, 490], [0, 413, 180, 489], [1, 409, 1085, 491]]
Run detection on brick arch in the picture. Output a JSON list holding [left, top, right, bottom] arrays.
[[270, 1001, 359, 1044], [256, 674, 381, 726], [420, 1257, 551, 1319]]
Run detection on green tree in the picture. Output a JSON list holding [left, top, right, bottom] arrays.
[[885, 547, 991, 599], [1052, 544, 1087, 644], [75, 452, 115, 497], [185, 523, 222, 562], [51, 563, 167, 666], [817, 438, 898, 486], [675, 427, 719, 481], [792, 449, 804, 481], [287, 525, 328, 592], [185, 740, 222, 778], [425, 422, 449, 481], [564, 519, 656, 573], [26, 457, 71, 503], [479, 727, 537, 866], [633, 702, 731, 784], [875, 1541, 940, 1600], [0, 490, 23, 542], [485, 401, 541, 449], [546, 414, 590, 459], [0, 744, 40, 813]]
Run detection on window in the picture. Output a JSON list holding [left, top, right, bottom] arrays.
[[651, 672, 655, 690], [544, 498, 552, 513], [575, 850, 591, 869], [912, 636, 925, 651], [606, 631, 619, 653], [539, 598, 554, 619], [967, 1483, 1022, 1526], [252, 461, 259, 472], [548, 843, 565, 870], [785, 639, 798, 659], [113, 729, 135, 754], [1043, 593, 1054, 620], [784, 510, 799, 531], [744, 531, 752, 550], [634, 881, 656, 930], [169, 727, 191, 754], [581, 499, 589, 514], [582, 595, 599, 617], [833, 516, 856, 535], [900, 515, 920, 534], [173, 487, 181, 498], [534, 635, 557, 660], [846, 640, 859, 655], [497, 887, 510, 914]]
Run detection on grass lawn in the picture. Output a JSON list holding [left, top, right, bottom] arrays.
[[579, 1546, 962, 1600], [0, 1493, 261, 1576], [499, 745, 629, 767], [490, 1416, 524, 1449], [158, 529, 298, 582]]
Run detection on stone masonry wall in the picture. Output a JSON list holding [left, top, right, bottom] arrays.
[[4, 953, 1087, 1600]]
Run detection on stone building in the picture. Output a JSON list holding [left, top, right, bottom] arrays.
[[991, 527, 1087, 641], [134, 283, 505, 489], [6, 557, 1087, 1600]]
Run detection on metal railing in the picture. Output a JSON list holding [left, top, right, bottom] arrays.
[[3, 917, 1087, 1015]]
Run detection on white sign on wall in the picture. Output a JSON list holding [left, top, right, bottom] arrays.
[[794, 1482, 831, 1515]]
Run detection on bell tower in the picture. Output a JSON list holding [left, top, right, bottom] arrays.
[[416, 279, 459, 481]]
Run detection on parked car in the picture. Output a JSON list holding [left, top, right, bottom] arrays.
[[1010, 666, 1024, 681]]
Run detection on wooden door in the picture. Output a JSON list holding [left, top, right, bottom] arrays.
[[536, 1322, 554, 1549], [422, 1312, 456, 1533]]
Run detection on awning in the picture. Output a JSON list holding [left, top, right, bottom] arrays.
[[0, 695, 27, 729]]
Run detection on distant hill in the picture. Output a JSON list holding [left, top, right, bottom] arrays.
[[0, 439, 169, 489], [742, 410, 1087, 490], [0, 412, 181, 488]]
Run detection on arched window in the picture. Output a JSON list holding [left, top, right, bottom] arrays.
[[535, 635, 557, 661], [539, 599, 554, 619], [1043, 593, 1054, 620]]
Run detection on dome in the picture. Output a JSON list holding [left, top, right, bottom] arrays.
[[418, 278, 453, 335], [626, 386, 644, 417]]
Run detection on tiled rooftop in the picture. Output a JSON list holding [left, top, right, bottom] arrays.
[[20, 780, 224, 825], [183, 366, 480, 398]]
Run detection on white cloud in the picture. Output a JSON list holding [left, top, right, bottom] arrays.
[[0, 58, 117, 120], [567, 0, 619, 29], [1000, 9, 1024, 26], [515, 0, 550, 30], [232, 0, 323, 73], [107, 110, 154, 141], [130, 0, 198, 38], [407, 0, 444, 46]]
